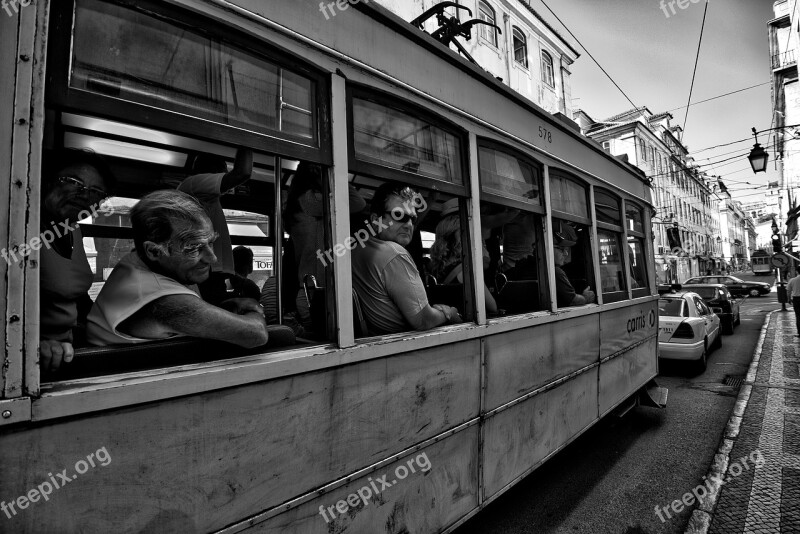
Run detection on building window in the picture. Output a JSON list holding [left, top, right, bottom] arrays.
[[602, 141, 610, 153], [541, 51, 555, 88], [478, 2, 498, 47], [512, 27, 528, 68]]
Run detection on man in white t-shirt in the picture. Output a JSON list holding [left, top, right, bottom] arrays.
[[87, 190, 268, 347], [178, 147, 253, 303]]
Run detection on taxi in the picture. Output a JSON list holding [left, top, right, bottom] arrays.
[[658, 285, 722, 372]]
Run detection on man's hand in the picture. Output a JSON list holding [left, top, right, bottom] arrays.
[[581, 287, 596, 304], [40, 339, 74, 372], [433, 304, 463, 324], [219, 298, 265, 317]]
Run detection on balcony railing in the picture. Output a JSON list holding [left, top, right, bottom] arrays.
[[772, 49, 797, 69]]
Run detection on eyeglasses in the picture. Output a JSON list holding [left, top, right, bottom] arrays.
[[385, 210, 418, 225], [175, 232, 218, 258], [58, 176, 107, 200]]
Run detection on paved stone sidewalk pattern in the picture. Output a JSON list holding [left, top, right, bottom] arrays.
[[686, 311, 800, 534]]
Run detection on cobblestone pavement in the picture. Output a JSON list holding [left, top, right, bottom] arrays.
[[685, 310, 800, 534]]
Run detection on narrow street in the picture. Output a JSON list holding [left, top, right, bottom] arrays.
[[457, 275, 780, 534]]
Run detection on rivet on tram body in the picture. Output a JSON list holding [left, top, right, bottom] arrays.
[[1, 410, 11, 419], [9, 315, 19, 323], [17, 118, 26, 125], [19, 54, 30, 62]]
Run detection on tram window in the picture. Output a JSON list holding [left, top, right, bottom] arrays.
[[351, 96, 463, 185], [477, 143, 548, 315], [349, 179, 468, 335], [626, 202, 650, 296], [550, 172, 588, 219], [594, 189, 626, 304], [69, 0, 316, 141]]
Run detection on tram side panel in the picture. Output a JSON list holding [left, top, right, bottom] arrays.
[[598, 300, 659, 416], [247, 425, 480, 533], [483, 314, 599, 411], [0, 341, 480, 533]]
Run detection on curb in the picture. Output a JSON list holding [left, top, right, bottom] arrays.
[[683, 310, 776, 534]]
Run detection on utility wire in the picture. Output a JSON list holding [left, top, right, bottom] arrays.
[[682, 0, 710, 134], [535, 0, 638, 110], [665, 82, 770, 113]]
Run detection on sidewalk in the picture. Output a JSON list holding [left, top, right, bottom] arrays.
[[685, 309, 800, 534]]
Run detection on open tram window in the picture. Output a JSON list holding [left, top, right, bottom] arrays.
[[549, 171, 595, 308], [625, 202, 650, 297], [478, 141, 548, 315], [345, 176, 473, 336], [39, 113, 336, 380], [594, 189, 627, 304]]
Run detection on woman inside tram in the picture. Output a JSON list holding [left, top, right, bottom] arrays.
[[429, 199, 498, 315], [39, 148, 114, 372]]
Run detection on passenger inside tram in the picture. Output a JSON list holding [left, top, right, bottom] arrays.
[[39, 148, 115, 372], [283, 162, 365, 333], [177, 147, 253, 305], [553, 221, 596, 307], [86, 190, 269, 348], [429, 198, 498, 315], [231, 246, 261, 300], [351, 182, 462, 335]]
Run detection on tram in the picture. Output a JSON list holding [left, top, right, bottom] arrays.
[[0, 1, 662, 532], [751, 249, 772, 276]]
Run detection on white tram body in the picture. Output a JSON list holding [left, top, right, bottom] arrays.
[[0, 1, 659, 532]]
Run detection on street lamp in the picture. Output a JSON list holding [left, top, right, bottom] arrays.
[[748, 127, 769, 173]]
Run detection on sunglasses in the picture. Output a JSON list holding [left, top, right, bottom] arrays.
[[58, 176, 108, 200], [385, 210, 418, 225]]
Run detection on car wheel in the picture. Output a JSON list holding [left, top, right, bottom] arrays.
[[723, 316, 735, 335], [712, 329, 722, 350], [749, 288, 760, 297], [695, 341, 708, 373]]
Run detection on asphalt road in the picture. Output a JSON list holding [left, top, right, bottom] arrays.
[[456, 273, 780, 534]]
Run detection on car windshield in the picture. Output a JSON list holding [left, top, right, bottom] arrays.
[[727, 277, 743, 283], [689, 287, 717, 299], [658, 298, 687, 317]]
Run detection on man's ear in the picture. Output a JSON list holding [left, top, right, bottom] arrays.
[[142, 241, 164, 262]]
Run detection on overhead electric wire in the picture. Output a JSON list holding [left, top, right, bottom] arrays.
[[535, 0, 638, 110], [665, 82, 770, 114], [681, 0, 710, 134]]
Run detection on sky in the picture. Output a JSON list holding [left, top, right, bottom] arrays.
[[527, 0, 780, 205]]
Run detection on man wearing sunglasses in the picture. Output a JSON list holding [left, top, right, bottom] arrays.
[[87, 190, 268, 348], [352, 182, 462, 335]]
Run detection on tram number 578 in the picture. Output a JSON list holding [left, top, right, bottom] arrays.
[[538, 126, 552, 143]]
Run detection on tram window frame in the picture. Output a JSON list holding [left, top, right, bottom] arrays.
[[477, 139, 549, 314], [345, 84, 469, 198], [548, 170, 595, 308], [624, 201, 650, 298], [594, 188, 627, 304], [46, 0, 332, 166]]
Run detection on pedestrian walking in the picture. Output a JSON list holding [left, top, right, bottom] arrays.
[[787, 272, 800, 336]]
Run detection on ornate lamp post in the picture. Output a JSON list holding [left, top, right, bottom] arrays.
[[748, 127, 769, 173]]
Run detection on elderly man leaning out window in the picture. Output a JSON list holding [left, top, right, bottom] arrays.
[[86, 190, 268, 348]]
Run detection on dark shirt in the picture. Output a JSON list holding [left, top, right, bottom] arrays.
[[555, 266, 576, 307]]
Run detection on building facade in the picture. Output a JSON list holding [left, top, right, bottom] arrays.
[[573, 107, 755, 281], [770, 0, 800, 239], [373, 0, 580, 115]]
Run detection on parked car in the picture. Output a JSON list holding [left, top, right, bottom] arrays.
[[682, 275, 771, 298], [682, 283, 741, 335], [658, 289, 722, 372]]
